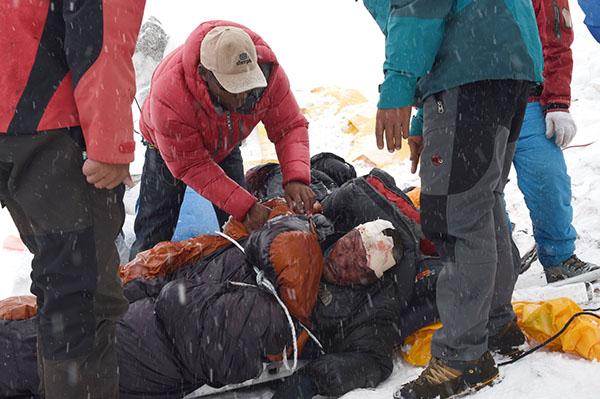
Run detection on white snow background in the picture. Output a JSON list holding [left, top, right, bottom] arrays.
[[1, 1, 599, 398]]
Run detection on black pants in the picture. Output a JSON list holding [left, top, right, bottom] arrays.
[[0, 128, 129, 398], [129, 145, 246, 260]]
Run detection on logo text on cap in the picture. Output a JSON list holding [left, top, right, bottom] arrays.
[[236, 52, 252, 66]]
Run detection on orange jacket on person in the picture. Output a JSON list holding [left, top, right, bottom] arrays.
[[139, 20, 311, 222], [0, 0, 146, 164]]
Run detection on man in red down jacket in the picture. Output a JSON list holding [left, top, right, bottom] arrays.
[[0, 1, 145, 398], [130, 20, 315, 259]]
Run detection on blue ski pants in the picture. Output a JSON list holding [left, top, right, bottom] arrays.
[[512, 102, 577, 268]]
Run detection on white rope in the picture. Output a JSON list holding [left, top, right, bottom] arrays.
[[218, 231, 299, 371], [300, 322, 325, 353], [216, 231, 246, 253], [229, 282, 324, 354]]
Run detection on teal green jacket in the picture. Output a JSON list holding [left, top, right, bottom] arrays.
[[364, 0, 544, 110]]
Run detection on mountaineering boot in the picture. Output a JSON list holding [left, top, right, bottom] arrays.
[[545, 255, 600, 284], [394, 352, 499, 399], [488, 320, 526, 357]]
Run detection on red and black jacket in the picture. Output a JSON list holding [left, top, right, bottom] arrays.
[[531, 0, 574, 112], [0, 0, 146, 164]]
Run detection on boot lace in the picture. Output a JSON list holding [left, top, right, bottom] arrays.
[[417, 358, 462, 386], [565, 255, 593, 272]]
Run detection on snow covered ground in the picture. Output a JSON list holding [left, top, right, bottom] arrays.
[[1, 1, 599, 398]]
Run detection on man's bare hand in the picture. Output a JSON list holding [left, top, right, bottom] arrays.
[[284, 181, 316, 214], [82, 159, 133, 189], [375, 107, 412, 152], [243, 202, 271, 232], [408, 136, 424, 174]]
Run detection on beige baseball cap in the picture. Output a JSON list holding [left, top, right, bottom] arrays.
[[200, 26, 268, 94]]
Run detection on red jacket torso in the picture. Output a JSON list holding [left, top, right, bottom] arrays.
[[140, 20, 310, 221], [531, 0, 574, 110], [0, 0, 145, 163]]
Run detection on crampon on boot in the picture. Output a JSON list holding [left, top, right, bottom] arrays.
[[394, 352, 499, 399]]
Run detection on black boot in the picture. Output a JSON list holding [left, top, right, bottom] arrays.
[[394, 352, 499, 399], [545, 255, 600, 283], [488, 320, 526, 357]]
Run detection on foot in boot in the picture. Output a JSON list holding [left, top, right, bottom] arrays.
[[545, 255, 600, 283], [394, 352, 499, 399], [488, 320, 525, 357]]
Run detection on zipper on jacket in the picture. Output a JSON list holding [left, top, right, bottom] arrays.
[[434, 93, 445, 114], [226, 112, 234, 148], [552, 0, 562, 39]]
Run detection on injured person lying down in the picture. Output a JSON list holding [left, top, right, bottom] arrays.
[[0, 154, 444, 399]]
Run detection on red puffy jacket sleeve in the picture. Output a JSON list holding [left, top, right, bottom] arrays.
[[263, 66, 311, 186], [151, 101, 257, 222], [66, 0, 145, 164], [533, 0, 574, 110]]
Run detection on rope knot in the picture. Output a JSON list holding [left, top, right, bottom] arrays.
[[254, 268, 265, 287]]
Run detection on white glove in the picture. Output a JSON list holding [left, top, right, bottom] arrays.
[[545, 111, 577, 147]]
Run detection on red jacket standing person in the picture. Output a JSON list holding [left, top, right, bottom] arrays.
[[130, 20, 314, 259], [0, 0, 145, 398]]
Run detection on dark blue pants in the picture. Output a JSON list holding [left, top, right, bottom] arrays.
[[129, 145, 246, 260]]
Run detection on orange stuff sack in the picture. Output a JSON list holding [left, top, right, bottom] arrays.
[[0, 295, 37, 321], [513, 298, 600, 361], [401, 322, 442, 367]]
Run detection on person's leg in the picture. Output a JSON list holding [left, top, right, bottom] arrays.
[[512, 102, 576, 267], [421, 80, 527, 365], [1, 129, 128, 398], [129, 146, 186, 260], [488, 89, 529, 337], [398, 81, 532, 399], [0, 158, 46, 397], [213, 145, 247, 228]]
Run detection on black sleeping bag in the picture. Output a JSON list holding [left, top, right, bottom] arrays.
[[0, 217, 318, 398]]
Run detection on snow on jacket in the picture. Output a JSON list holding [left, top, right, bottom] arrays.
[[531, 0, 574, 110], [362, 0, 544, 108], [140, 20, 310, 221], [578, 0, 600, 43], [0, 0, 145, 164]]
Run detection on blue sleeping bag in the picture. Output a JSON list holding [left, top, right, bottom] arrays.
[[172, 187, 219, 241]]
